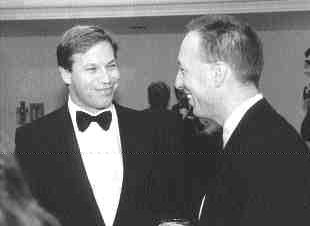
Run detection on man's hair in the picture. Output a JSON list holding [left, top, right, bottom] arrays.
[[147, 81, 171, 110], [56, 25, 118, 71], [186, 14, 263, 87]]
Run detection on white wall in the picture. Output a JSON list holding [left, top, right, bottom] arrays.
[[260, 30, 309, 133], [0, 35, 65, 141], [0, 25, 309, 143], [117, 33, 183, 109]]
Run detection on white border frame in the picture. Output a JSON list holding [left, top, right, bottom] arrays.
[[0, 0, 310, 20]]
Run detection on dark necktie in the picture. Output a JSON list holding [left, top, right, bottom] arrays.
[[76, 111, 112, 132]]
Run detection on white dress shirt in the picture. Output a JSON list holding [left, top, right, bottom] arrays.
[[68, 97, 123, 226], [222, 93, 263, 148]]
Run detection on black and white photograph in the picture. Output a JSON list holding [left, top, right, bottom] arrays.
[[0, 1, 310, 226]]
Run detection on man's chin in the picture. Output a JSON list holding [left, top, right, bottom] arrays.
[[94, 101, 113, 110]]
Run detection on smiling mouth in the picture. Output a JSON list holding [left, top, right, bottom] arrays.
[[95, 87, 114, 94]]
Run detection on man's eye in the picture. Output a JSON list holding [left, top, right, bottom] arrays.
[[86, 67, 97, 72], [106, 64, 117, 69]]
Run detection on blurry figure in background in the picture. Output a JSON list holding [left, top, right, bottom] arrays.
[[145, 81, 171, 111], [301, 83, 310, 144], [143, 81, 186, 146], [143, 81, 184, 141], [0, 131, 60, 226]]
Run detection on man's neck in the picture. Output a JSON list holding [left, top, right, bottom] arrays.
[[68, 96, 113, 116], [222, 92, 263, 147], [220, 86, 260, 125]]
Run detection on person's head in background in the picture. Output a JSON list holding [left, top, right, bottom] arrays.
[[57, 25, 120, 114], [0, 132, 60, 226], [175, 14, 263, 125], [147, 81, 171, 110]]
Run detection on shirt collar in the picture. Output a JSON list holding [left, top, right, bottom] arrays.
[[222, 93, 263, 148]]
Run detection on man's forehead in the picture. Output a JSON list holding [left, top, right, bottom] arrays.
[[179, 31, 202, 61], [73, 41, 114, 58], [74, 41, 113, 55], [182, 31, 200, 48]]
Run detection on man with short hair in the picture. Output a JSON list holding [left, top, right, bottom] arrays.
[[15, 25, 190, 226], [176, 15, 310, 225]]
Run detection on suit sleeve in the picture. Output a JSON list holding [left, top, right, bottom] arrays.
[[15, 126, 41, 199], [234, 141, 310, 226]]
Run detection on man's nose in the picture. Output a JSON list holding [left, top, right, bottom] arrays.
[[175, 71, 183, 89], [98, 67, 111, 83]]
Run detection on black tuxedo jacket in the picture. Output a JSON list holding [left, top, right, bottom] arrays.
[[199, 98, 310, 226], [15, 104, 192, 226]]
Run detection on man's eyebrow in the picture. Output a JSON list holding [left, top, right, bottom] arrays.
[[107, 59, 118, 64]]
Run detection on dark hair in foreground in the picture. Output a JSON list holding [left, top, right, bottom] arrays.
[[56, 25, 118, 72], [147, 81, 171, 110], [0, 132, 60, 226], [186, 14, 263, 87]]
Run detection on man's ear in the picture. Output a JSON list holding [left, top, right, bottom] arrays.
[[58, 67, 72, 85], [213, 62, 229, 88]]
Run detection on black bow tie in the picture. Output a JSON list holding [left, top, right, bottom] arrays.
[[76, 111, 112, 132]]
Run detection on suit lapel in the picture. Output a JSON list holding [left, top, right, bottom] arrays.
[[114, 104, 129, 168], [56, 105, 105, 225], [58, 105, 92, 194], [206, 100, 267, 226], [113, 104, 130, 226], [223, 98, 267, 153], [113, 104, 152, 226]]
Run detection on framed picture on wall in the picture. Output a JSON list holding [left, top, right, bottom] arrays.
[[30, 103, 44, 122]]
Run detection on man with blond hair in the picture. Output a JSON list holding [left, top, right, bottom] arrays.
[[176, 14, 310, 225]]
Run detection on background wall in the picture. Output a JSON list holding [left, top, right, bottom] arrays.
[[260, 30, 309, 134], [117, 33, 183, 109], [0, 13, 310, 144]]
